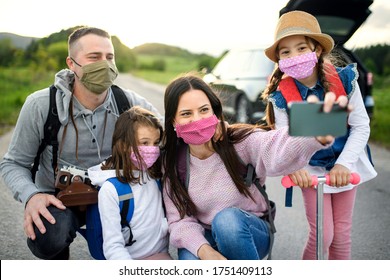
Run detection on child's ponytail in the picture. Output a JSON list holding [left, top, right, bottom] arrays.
[[260, 67, 284, 129]]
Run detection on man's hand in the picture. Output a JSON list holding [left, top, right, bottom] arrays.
[[24, 193, 66, 240]]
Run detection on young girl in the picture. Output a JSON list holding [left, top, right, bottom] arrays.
[[262, 10, 377, 259], [88, 106, 171, 260], [161, 73, 343, 260]]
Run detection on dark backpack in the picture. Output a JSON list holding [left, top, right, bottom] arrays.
[[176, 141, 276, 259], [31, 84, 130, 182]]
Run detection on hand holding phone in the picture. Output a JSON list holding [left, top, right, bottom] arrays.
[[288, 102, 348, 137]]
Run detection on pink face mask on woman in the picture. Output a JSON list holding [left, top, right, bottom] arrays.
[[175, 114, 219, 145], [279, 51, 318, 80], [130, 146, 160, 170]]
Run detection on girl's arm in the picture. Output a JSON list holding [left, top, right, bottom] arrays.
[[238, 127, 331, 180], [336, 82, 371, 170]]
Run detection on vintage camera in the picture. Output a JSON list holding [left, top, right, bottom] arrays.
[[55, 165, 97, 207], [55, 165, 92, 190]]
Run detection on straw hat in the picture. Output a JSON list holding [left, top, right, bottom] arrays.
[[265, 10, 334, 62]]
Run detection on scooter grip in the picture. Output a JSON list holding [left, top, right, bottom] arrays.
[[281, 172, 360, 187], [325, 172, 361, 185], [281, 175, 318, 188]]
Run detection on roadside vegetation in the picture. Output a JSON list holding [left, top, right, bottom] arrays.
[[0, 27, 389, 149], [369, 76, 390, 149]]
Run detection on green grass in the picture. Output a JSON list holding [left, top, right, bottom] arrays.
[[131, 54, 201, 85], [370, 87, 390, 149], [0, 67, 54, 135]]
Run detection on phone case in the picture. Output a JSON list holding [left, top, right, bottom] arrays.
[[288, 102, 348, 137]]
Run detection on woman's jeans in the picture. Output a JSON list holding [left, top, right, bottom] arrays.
[[27, 205, 84, 259], [178, 207, 270, 260]]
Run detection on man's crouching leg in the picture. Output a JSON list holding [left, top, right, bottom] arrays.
[[27, 205, 79, 259]]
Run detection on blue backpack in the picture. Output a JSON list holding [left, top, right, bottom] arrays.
[[79, 177, 161, 260]]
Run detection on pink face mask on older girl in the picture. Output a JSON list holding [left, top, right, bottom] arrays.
[[279, 51, 318, 80], [175, 114, 219, 145]]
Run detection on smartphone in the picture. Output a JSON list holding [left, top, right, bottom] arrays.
[[288, 102, 348, 137]]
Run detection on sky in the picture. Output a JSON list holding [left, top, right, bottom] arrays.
[[1, 0, 390, 57]]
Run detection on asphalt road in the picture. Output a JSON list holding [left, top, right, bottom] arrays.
[[0, 73, 389, 260]]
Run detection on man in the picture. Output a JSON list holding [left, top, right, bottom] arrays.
[[0, 27, 162, 259]]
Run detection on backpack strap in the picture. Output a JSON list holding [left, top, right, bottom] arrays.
[[31, 85, 61, 182], [324, 63, 347, 99], [245, 163, 276, 260], [278, 77, 303, 104], [111, 84, 131, 113], [106, 177, 136, 246], [245, 164, 276, 231]]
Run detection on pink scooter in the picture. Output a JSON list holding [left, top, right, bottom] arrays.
[[281, 173, 360, 260]]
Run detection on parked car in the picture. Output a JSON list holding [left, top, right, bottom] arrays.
[[204, 0, 374, 123], [203, 46, 274, 123]]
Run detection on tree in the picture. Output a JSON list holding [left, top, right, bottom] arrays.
[[47, 42, 68, 70], [0, 39, 17, 67], [112, 36, 137, 72], [383, 52, 390, 76], [355, 44, 390, 76]]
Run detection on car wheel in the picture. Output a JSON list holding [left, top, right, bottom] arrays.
[[236, 95, 250, 123]]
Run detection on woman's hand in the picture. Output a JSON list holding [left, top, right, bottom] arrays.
[[197, 244, 227, 260], [213, 121, 229, 142]]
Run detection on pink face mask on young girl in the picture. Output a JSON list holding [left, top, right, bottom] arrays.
[[279, 51, 318, 79], [175, 114, 219, 145], [130, 146, 160, 170]]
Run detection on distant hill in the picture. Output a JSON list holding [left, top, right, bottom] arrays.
[[0, 32, 39, 49], [0, 31, 215, 61], [133, 42, 203, 58]]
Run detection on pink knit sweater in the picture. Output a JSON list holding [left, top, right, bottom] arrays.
[[163, 126, 328, 256]]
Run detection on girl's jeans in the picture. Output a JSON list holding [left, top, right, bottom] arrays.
[[178, 207, 270, 260]]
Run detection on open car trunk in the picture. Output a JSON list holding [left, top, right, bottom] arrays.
[[280, 0, 373, 45]]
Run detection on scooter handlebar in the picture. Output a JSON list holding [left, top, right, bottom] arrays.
[[281, 173, 360, 188]]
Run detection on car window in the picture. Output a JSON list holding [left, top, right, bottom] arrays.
[[317, 16, 355, 37], [213, 49, 273, 79]]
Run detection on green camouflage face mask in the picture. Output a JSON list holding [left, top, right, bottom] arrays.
[[73, 59, 118, 94]]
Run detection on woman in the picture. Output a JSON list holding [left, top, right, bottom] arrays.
[[161, 73, 341, 260]]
